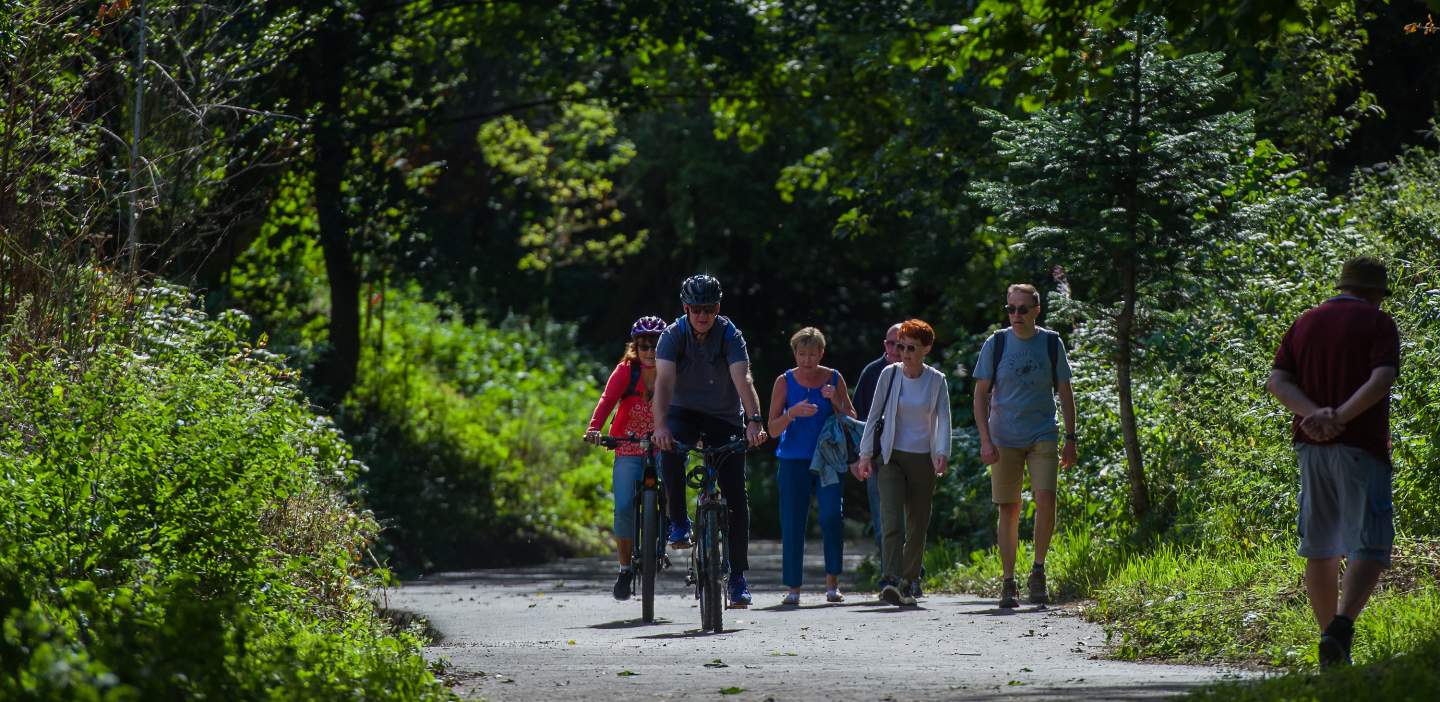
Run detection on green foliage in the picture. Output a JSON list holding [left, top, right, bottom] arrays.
[[0, 282, 449, 700], [0, 1, 97, 242], [973, 14, 1256, 314], [1189, 634, 1440, 701], [343, 285, 612, 571], [1252, 1, 1379, 167], [220, 170, 331, 370], [931, 526, 1135, 602], [1087, 539, 1440, 668], [479, 89, 649, 273]]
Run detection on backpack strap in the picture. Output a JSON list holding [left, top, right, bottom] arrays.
[[621, 360, 643, 399], [991, 328, 1061, 394], [989, 328, 1007, 391], [1047, 331, 1059, 391], [672, 315, 738, 365]]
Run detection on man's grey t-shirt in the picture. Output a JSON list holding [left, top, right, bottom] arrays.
[[656, 315, 749, 422], [974, 328, 1072, 448]]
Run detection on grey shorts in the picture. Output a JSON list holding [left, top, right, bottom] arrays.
[[1296, 443, 1393, 566]]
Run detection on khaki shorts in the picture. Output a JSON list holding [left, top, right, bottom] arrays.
[[991, 440, 1058, 504]]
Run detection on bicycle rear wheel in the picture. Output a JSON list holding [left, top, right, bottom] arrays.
[[640, 488, 660, 623], [702, 508, 723, 633]]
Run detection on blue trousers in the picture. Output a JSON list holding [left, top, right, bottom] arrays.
[[778, 458, 843, 588]]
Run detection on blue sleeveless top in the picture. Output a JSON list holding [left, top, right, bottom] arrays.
[[776, 369, 838, 460]]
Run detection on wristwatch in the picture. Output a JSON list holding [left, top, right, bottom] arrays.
[[747, 414, 765, 425]]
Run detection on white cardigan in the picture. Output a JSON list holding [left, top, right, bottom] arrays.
[[858, 363, 952, 465]]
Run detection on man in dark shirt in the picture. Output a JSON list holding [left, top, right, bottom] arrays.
[[852, 323, 901, 580], [653, 274, 768, 607], [1266, 256, 1399, 669]]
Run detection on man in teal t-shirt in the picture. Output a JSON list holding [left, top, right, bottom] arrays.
[[972, 283, 1078, 609]]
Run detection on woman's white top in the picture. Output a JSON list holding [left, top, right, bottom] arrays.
[[858, 363, 952, 465]]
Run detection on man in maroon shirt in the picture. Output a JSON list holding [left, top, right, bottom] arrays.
[[1266, 256, 1399, 669]]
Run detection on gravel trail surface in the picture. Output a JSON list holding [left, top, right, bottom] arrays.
[[384, 541, 1255, 700]]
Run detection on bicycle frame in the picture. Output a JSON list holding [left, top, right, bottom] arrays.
[[673, 437, 749, 633], [596, 434, 668, 623]]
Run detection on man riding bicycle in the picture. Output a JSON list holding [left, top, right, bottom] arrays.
[[652, 274, 768, 607]]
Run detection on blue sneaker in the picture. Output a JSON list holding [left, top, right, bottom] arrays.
[[728, 573, 752, 608], [667, 522, 692, 549]]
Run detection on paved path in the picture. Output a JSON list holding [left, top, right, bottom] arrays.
[[383, 541, 1254, 700]]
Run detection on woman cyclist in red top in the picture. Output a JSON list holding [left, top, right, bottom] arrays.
[[585, 316, 666, 599]]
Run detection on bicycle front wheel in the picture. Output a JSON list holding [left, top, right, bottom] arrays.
[[702, 508, 723, 633], [640, 487, 660, 623]]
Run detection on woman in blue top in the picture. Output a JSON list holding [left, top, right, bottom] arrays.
[[766, 327, 856, 605]]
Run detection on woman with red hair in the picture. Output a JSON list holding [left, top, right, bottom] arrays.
[[855, 319, 952, 606]]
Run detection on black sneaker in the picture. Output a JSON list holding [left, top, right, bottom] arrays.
[[998, 577, 1019, 609], [612, 569, 633, 600], [909, 578, 924, 599], [1318, 616, 1354, 669], [1027, 566, 1049, 605]]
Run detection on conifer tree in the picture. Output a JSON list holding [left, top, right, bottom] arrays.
[[973, 14, 1254, 521]]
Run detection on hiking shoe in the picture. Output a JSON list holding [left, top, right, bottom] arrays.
[[1318, 635, 1350, 669], [998, 577, 1019, 609], [879, 581, 903, 606], [781, 591, 801, 606], [667, 523, 692, 549], [728, 573, 752, 608], [826, 589, 845, 603], [612, 569, 633, 600], [898, 581, 918, 606], [1319, 615, 1354, 669], [1027, 566, 1049, 605]]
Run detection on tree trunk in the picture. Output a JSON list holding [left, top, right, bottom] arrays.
[[1117, 19, 1151, 521], [1115, 260, 1150, 520], [310, 14, 360, 404]]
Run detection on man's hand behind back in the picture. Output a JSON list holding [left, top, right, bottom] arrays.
[[1301, 407, 1345, 442]]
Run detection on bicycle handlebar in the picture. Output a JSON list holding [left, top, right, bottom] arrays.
[[593, 434, 652, 450], [671, 437, 752, 458]]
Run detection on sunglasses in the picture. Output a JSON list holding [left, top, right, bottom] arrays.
[[635, 341, 657, 351], [1004, 304, 1033, 315], [895, 342, 921, 353], [687, 304, 719, 316]]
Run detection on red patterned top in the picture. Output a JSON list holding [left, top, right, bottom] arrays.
[[587, 360, 655, 457]]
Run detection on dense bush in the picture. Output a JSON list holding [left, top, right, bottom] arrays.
[[341, 285, 612, 572], [225, 219, 616, 572], [0, 282, 449, 700]]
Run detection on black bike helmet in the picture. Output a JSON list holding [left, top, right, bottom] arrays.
[[679, 274, 723, 305]]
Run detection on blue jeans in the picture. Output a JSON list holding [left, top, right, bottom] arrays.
[[612, 455, 645, 538], [778, 458, 843, 588]]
